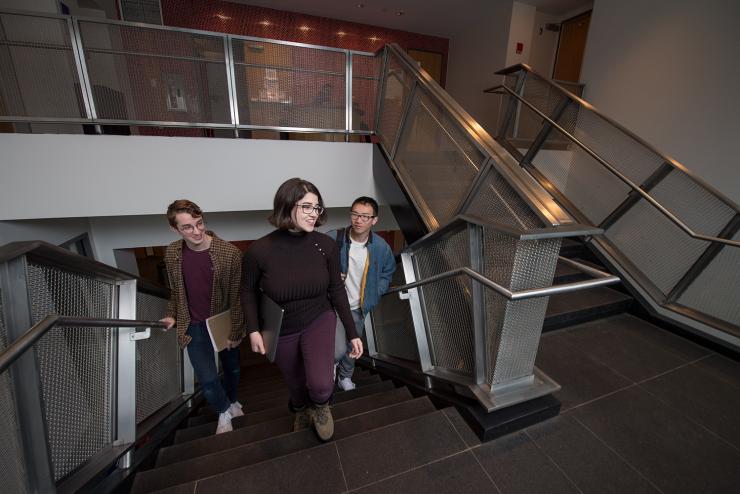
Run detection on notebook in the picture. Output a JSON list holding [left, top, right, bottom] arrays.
[[205, 309, 233, 352]]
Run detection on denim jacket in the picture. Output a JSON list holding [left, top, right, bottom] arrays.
[[325, 228, 396, 315]]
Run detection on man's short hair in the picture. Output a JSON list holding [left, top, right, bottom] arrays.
[[351, 196, 379, 216], [269, 177, 327, 230], [166, 199, 203, 228]]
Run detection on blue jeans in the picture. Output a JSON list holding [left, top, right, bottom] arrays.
[[186, 322, 240, 414], [336, 309, 365, 380]]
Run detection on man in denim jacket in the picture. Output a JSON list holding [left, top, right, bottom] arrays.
[[326, 196, 396, 390]]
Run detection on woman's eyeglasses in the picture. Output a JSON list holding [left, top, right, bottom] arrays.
[[296, 203, 324, 215]]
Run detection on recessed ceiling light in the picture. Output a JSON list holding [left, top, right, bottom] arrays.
[[258, 20, 271, 26], [396, 10, 404, 16], [299, 25, 311, 31], [356, 3, 365, 8], [337, 31, 347, 36], [215, 13, 231, 20]]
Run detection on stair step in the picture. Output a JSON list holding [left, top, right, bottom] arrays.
[[560, 238, 585, 257], [159, 384, 408, 467], [544, 286, 633, 331], [132, 395, 435, 493], [553, 260, 588, 283], [176, 376, 390, 442]]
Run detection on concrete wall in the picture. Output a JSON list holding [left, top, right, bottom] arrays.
[[504, 2, 536, 67], [581, 0, 740, 205]]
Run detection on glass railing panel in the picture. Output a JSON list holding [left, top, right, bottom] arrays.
[[232, 38, 346, 130], [26, 263, 115, 482], [135, 291, 180, 425], [79, 21, 231, 123], [370, 265, 420, 363], [413, 225, 474, 378], [394, 87, 486, 227], [377, 51, 414, 151], [351, 53, 381, 132], [0, 289, 30, 493], [481, 228, 560, 385], [0, 13, 84, 119], [678, 230, 740, 327]]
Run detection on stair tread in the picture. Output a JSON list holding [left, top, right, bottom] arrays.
[[132, 395, 436, 493], [544, 285, 632, 331], [175, 377, 391, 443]]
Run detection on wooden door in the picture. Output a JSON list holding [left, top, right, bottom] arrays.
[[407, 49, 444, 86], [553, 11, 591, 82]]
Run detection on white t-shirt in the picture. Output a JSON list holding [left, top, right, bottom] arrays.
[[345, 238, 368, 310]]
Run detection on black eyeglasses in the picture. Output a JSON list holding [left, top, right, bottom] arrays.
[[350, 212, 376, 222], [296, 203, 324, 215]]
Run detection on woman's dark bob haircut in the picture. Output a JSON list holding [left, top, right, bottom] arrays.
[[269, 177, 327, 230]]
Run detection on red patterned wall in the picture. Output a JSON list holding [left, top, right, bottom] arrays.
[[160, 0, 448, 86]]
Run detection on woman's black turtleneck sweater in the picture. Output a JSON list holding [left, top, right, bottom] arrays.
[[241, 229, 358, 340]]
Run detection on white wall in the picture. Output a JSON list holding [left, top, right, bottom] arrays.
[[504, 2, 536, 67], [445, 1, 513, 136], [0, 134, 376, 220], [581, 0, 740, 205], [0, 217, 92, 245]]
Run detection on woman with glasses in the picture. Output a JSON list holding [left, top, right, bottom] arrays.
[[241, 177, 362, 441]]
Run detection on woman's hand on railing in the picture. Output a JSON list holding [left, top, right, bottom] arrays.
[[249, 331, 266, 355], [160, 317, 175, 330], [348, 338, 363, 359]]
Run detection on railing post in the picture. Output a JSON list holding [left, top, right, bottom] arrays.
[[346, 50, 353, 138], [497, 69, 526, 139], [469, 223, 487, 385], [0, 256, 55, 491], [374, 47, 388, 134], [182, 347, 195, 396], [115, 279, 137, 457], [224, 35, 240, 137], [401, 252, 434, 372]]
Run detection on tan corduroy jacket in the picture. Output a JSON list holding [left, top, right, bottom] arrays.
[[164, 236, 245, 348]]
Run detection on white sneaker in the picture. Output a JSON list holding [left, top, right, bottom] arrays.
[[338, 377, 356, 391], [229, 401, 244, 418], [216, 409, 233, 434], [332, 363, 338, 383]]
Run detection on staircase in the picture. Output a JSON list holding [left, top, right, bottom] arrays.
[[129, 355, 476, 493]]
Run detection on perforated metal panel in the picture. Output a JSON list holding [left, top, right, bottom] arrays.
[[26, 264, 115, 481], [678, 230, 740, 326], [0, 290, 30, 493], [79, 20, 231, 123], [232, 38, 346, 129], [377, 52, 414, 151], [413, 227, 475, 377], [394, 88, 486, 227], [351, 53, 381, 132], [370, 266, 420, 362], [0, 13, 85, 119], [464, 164, 545, 230], [482, 230, 560, 385], [136, 291, 181, 424]]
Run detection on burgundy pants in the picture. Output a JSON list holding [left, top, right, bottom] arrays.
[[274, 310, 335, 407]]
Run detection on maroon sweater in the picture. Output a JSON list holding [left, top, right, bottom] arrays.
[[242, 229, 358, 340]]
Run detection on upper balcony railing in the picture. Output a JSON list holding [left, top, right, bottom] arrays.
[[0, 9, 379, 139]]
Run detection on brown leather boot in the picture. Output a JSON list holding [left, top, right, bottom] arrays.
[[308, 402, 334, 441], [292, 406, 311, 432]]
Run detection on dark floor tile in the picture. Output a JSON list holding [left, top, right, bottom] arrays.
[[442, 407, 481, 448], [693, 353, 740, 389], [526, 415, 658, 493], [555, 315, 689, 382], [194, 443, 346, 493], [336, 411, 466, 490], [613, 315, 711, 362], [536, 332, 632, 411], [473, 430, 578, 494], [640, 362, 740, 449], [572, 386, 740, 493], [353, 451, 497, 493], [150, 482, 195, 494]]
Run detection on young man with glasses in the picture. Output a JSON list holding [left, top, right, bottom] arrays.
[[161, 199, 245, 434], [327, 196, 396, 390]]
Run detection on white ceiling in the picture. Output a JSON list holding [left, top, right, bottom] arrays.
[[226, 0, 591, 37]]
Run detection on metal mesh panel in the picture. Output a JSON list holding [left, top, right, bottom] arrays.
[[26, 264, 115, 481], [606, 170, 735, 296], [394, 88, 486, 227], [514, 74, 571, 145], [678, 230, 740, 326], [464, 164, 545, 230], [370, 266, 420, 362], [352, 53, 381, 132], [482, 230, 560, 385], [136, 291, 181, 424], [232, 38, 345, 129], [0, 13, 85, 118], [0, 289, 30, 493], [79, 21, 230, 123], [377, 52, 414, 151], [413, 227, 475, 377]]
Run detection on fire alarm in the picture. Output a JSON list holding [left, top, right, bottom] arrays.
[[516, 42, 523, 54]]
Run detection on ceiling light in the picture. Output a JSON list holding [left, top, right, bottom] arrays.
[[369, 36, 380, 42], [258, 20, 271, 26], [396, 10, 404, 16], [337, 31, 347, 36], [215, 13, 231, 20], [299, 25, 311, 31], [356, 3, 365, 8]]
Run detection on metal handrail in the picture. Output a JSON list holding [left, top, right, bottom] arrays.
[[386, 256, 618, 301], [490, 84, 740, 249], [0, 315, 167, 374]]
